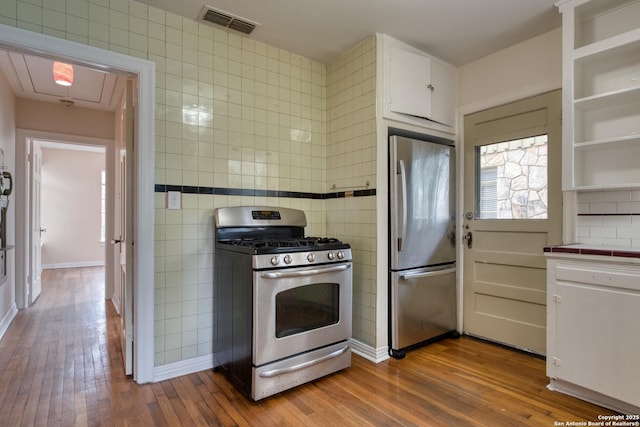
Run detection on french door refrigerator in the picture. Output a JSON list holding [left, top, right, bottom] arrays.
[[389, 132, 458, 359]]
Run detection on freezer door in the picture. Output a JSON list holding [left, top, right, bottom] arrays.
[[390, 265, 457, 350], [390, 135, 456, 270]]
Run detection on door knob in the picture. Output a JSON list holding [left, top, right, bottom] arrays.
[[463, 231, 473, 249], [111, 239, 123, 244]]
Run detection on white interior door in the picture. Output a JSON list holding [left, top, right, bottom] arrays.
[[29, 140, 43, 304], [120, 79, 135, 376], [112, 143, 123, 314]]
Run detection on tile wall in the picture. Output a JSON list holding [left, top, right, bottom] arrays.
[[147, 8, 329, 364], [326, 36, 377, 346], [576, 190, 640, 248], [1, 0, 381, 364]]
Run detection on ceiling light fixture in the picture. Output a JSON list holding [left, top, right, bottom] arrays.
[[53, 61, 74, 86]]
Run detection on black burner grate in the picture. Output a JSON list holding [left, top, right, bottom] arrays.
[[226, 237, 342, 248]]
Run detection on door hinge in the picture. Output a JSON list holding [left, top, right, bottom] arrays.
[[552, 357, 561, 366], [553, 294, 562, 303]]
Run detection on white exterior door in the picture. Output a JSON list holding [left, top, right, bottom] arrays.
[[462, 90, 562, 354]]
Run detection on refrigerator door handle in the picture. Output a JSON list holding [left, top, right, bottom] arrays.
[[398, 159, 408, 252], [399, 267, 456, 280]]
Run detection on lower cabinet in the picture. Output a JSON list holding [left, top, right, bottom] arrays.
[[546, 253, 640, 413]]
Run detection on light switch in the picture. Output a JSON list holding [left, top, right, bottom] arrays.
[[167, 191, 181, 210]]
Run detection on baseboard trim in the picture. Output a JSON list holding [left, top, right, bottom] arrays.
[[548, 378, 640, 414], [152, 340, 389, 383], [350, 338, 389, 363], [111, 296, 121, 316], [153, 354, 215, 382], [42, 261, 105, 269], [0, 304, 18, 342]]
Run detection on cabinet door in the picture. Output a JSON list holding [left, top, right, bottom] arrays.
[[389, 47, 431, 119], [430, 60, 455, 127], [554, 281, 640, 407]]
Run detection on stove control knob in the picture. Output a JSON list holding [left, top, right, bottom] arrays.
[[327, 252, 335, 260], [271, 256, 280, 266], [337, 251, 345, 260], [284, 255, 293, 264], [307, 253, 315, 263]]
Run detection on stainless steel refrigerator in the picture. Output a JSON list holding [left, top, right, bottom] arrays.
[[389, 132, 457, 359]]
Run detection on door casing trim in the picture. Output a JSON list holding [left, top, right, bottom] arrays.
[[1, 23, 155, 384]]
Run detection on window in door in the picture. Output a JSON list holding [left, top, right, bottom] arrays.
[[476, 135, 548, 220]]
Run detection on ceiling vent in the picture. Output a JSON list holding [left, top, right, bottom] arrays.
[[201, 7, 259, 35]]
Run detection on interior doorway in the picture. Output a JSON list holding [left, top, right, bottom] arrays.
[[1, 24, 155, 383], [32, 140, 108, 300]]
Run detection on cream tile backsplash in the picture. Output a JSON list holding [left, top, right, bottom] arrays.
[[2, 0, 378, 366], [326, 36, 377, 347], [576, 190, 640, 248]]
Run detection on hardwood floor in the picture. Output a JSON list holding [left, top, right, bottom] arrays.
[[0, 267, 614, 426]]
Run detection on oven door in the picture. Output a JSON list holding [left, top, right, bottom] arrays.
[[253, 262, 352, 366]]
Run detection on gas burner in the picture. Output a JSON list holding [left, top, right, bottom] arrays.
[[305, 237, 341, 245], [224, 237, 345, 250]]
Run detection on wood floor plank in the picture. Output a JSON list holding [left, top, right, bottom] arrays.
[[155, 393, 183, 426], [0, 267, 619, 426], [171, 375, 212, 425]]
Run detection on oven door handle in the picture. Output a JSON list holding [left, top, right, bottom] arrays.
[[260, 263, 351, 279], [259, 344, 350, 378]]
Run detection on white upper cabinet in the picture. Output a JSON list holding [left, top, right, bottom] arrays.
[[558, 0, 640, 190], [381, 35, 457, 131], [389, 47, 432, 119]]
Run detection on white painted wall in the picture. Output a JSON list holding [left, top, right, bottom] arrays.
[[16, 99, 115, 140], [40, 147, 105, 268], [0, 67, 16, 339], [458, 27, 562, 115]]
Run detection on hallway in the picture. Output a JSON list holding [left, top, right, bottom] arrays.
[[0, 267, 131, 424]]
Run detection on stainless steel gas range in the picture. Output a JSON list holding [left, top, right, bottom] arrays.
[[214, 206, 352, 400]]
